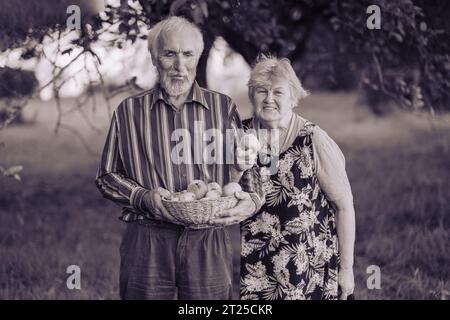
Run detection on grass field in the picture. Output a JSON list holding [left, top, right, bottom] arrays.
[[0, 90, 449, 299]]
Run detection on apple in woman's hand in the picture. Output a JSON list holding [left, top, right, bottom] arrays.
[[222, 182, 242, 197], [236, 134, 260, 169], [239, 134, 261, 152], [187, 180, 208, 199]]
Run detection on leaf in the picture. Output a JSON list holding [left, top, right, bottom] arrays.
[[390, 32, 403, 43], [13, 173, 21, 181], [4, 165, 23, 176]]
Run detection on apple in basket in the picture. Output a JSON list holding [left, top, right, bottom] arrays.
[[187, 180, 208, 200], [162, 190, 179, 201], [201, 190, 222, 200], [222, 182, 242, 197], [207, 182, 222, 193], [177, 191, 196, 202], [159, 188, 172, 200]]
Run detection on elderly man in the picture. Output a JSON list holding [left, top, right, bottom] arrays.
[[95, 16, 263, 300]]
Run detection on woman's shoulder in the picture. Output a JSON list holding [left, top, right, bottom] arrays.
[[310, 125, 339, 147], [309, 125, 346, 163], [310, 124, 329, 141]]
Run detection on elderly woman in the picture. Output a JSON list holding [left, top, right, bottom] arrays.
[[239, 56, 355, 300]]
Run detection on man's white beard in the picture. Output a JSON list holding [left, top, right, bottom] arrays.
[[160, 74, 195, 97]]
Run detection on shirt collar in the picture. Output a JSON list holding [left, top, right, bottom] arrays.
[[150, 81, 210, 110]]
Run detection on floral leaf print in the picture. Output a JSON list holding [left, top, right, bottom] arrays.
[[271, 249, 291, 275], [245, 261, 267, 277], [245, 212, 288, 258], [305, 253, 325, 280], [241, 238, 266, 257], [287, 145, 314, 179], [319, 215, 333, 238], [283, 243, 310, 276], [311, 181, 320, 201], [262, 179, 274, 195], [284, 209, 319, 235], [311, 234, 335, 264], [305, 271, 324, 296], [290, 208, 320, 237], [261, 274, 289, 300], [287, 184, 313, 210], [283, 280, 307, 300], [266, 180, 290, 207], [284, 217, 307, 235], [320, 193, 329, 207], [241, 271, 271, 294], [323, 268, 338, 299], [240, 261, 273, 294], [240, 293, 259, 300], [248, 211, 280, 236], [299, 122, 315, 137], [299, 146, 314, 178], [260, 230, 289, 259], [276, 153, 296, 176], [279, 170, 295, 190]]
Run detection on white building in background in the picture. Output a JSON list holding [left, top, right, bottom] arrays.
[[207, 37, 252, 117], [33, 35, 157, 101]]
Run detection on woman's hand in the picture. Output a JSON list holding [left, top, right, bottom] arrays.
[[234, 134, 259, 172], [338, 267, 355, 300]]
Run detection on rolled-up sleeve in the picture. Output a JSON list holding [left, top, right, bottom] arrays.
[[95, 110, 148, 214], [312, 126, 353, 204]]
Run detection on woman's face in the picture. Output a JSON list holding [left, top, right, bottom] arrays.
[[252, 77, 294, 126]]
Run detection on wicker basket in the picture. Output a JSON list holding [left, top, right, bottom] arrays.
[[161, 196, 238, 228]]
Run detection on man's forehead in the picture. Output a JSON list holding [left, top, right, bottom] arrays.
[[159, 29, 199, 51]]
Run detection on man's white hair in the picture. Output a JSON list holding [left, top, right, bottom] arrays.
[[248, 54, 309, 106], [147, 16, 204, 62]]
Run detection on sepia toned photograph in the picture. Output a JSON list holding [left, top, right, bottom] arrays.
[[0, 0, 449, 301]]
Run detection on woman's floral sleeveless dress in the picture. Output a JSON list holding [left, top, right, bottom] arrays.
[[240, 119, 339, 300]]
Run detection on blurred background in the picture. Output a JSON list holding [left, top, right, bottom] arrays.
[[0, 0, 449, 299]]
